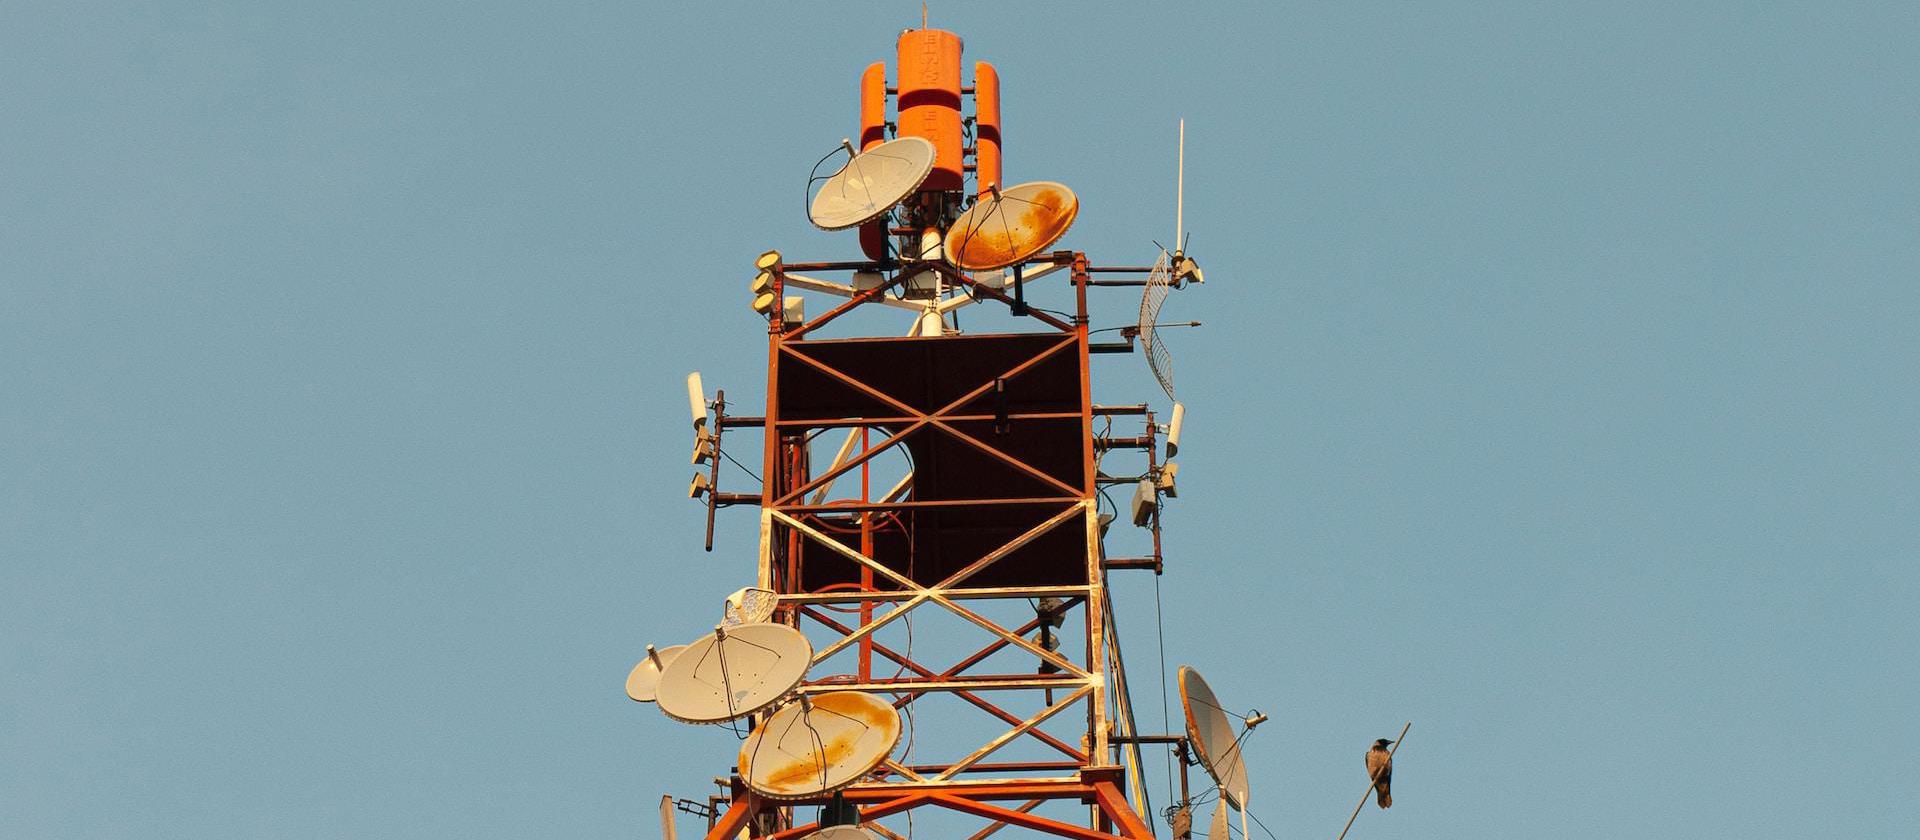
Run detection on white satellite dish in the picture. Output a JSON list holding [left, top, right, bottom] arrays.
[[740, 691, 902, 799], [626, 644, 687, 703], [945, 181, 1080, 271], [657, 623, 812, 724], [1178, 665, 1251, 811], [809, 137, 938, 231], [800, 827, 880, 840]]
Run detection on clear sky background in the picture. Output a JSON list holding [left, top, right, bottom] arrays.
[[4, 2, 1916, 839]]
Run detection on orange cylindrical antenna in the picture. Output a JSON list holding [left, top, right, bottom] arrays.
[[894, 28, 964, 191], [972, 61, 1001, 198], [858, 62, 891, 260], [858, 62, 887, 150]]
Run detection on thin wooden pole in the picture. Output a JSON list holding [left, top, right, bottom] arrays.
[[1334, 721, 1411, 840]]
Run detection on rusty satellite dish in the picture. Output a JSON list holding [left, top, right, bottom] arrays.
[[657, 623, 812, 724], [739, 690, 902, 799], [1178, 665, 1251, 811], [809, 136, 938, 231], [625, 644, 687, 703], [944, 181, 1079, 270]]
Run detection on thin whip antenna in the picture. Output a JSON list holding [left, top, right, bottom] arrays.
[[1175, 118, 1185, 254], [1335, 721, 1412, 840]]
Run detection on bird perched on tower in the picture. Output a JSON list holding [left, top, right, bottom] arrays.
[[1366, 739, 1394, 808]]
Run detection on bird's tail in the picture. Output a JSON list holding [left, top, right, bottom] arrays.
[[1375, 786, 1392, 809]]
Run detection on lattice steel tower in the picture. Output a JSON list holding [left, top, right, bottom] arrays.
[[632, 25, 1229, 840]]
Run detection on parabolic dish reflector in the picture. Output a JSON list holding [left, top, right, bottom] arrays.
[[799, 827, 881, 840], [1179, 665, 1251, 811], [657, 623, 812, 724], [944, 181, 1079, 270], [1138, 250, 1177, 401], [625, 644, 686, 703], [809, 137, 937, 231], [739, 690, 902, 799]]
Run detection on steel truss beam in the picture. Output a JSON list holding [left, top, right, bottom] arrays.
[[741, 778, 1152, 840], [729, 253, 1133, 840], [768, 333, 1081, 506], [769, 507, 1092, 677]]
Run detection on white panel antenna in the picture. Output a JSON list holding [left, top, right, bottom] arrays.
[[686, 372, 707, 430], [1165, 402, 1185, 457], [1129, 478, 1157, 527]]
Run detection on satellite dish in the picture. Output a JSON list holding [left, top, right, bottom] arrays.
[[799, 827, 879, 840], [1178, 665, 1251, 811], [809, 137, 938, 231], [657, 623, 812, 724], [625, 644, 687, 703], [740, 691, 902, 799], [945, 181, 1080, 270], [723, 587, 779, 627]]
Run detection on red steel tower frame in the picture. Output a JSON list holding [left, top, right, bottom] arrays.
[[679, 26, 1186, 840]]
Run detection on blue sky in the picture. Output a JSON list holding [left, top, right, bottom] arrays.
[[4, 3, 1916, 839]]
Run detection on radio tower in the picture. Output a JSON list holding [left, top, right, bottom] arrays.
[[629, 24, 1256, 840]]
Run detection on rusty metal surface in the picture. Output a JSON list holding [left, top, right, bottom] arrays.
[[739, 690, 902, 799], [946, 182, 1080, 270]]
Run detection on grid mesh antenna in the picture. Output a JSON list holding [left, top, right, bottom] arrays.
[[1138, 250, 1177, 400]]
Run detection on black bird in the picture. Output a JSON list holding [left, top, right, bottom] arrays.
[[1365, 738, 1394, 809]]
